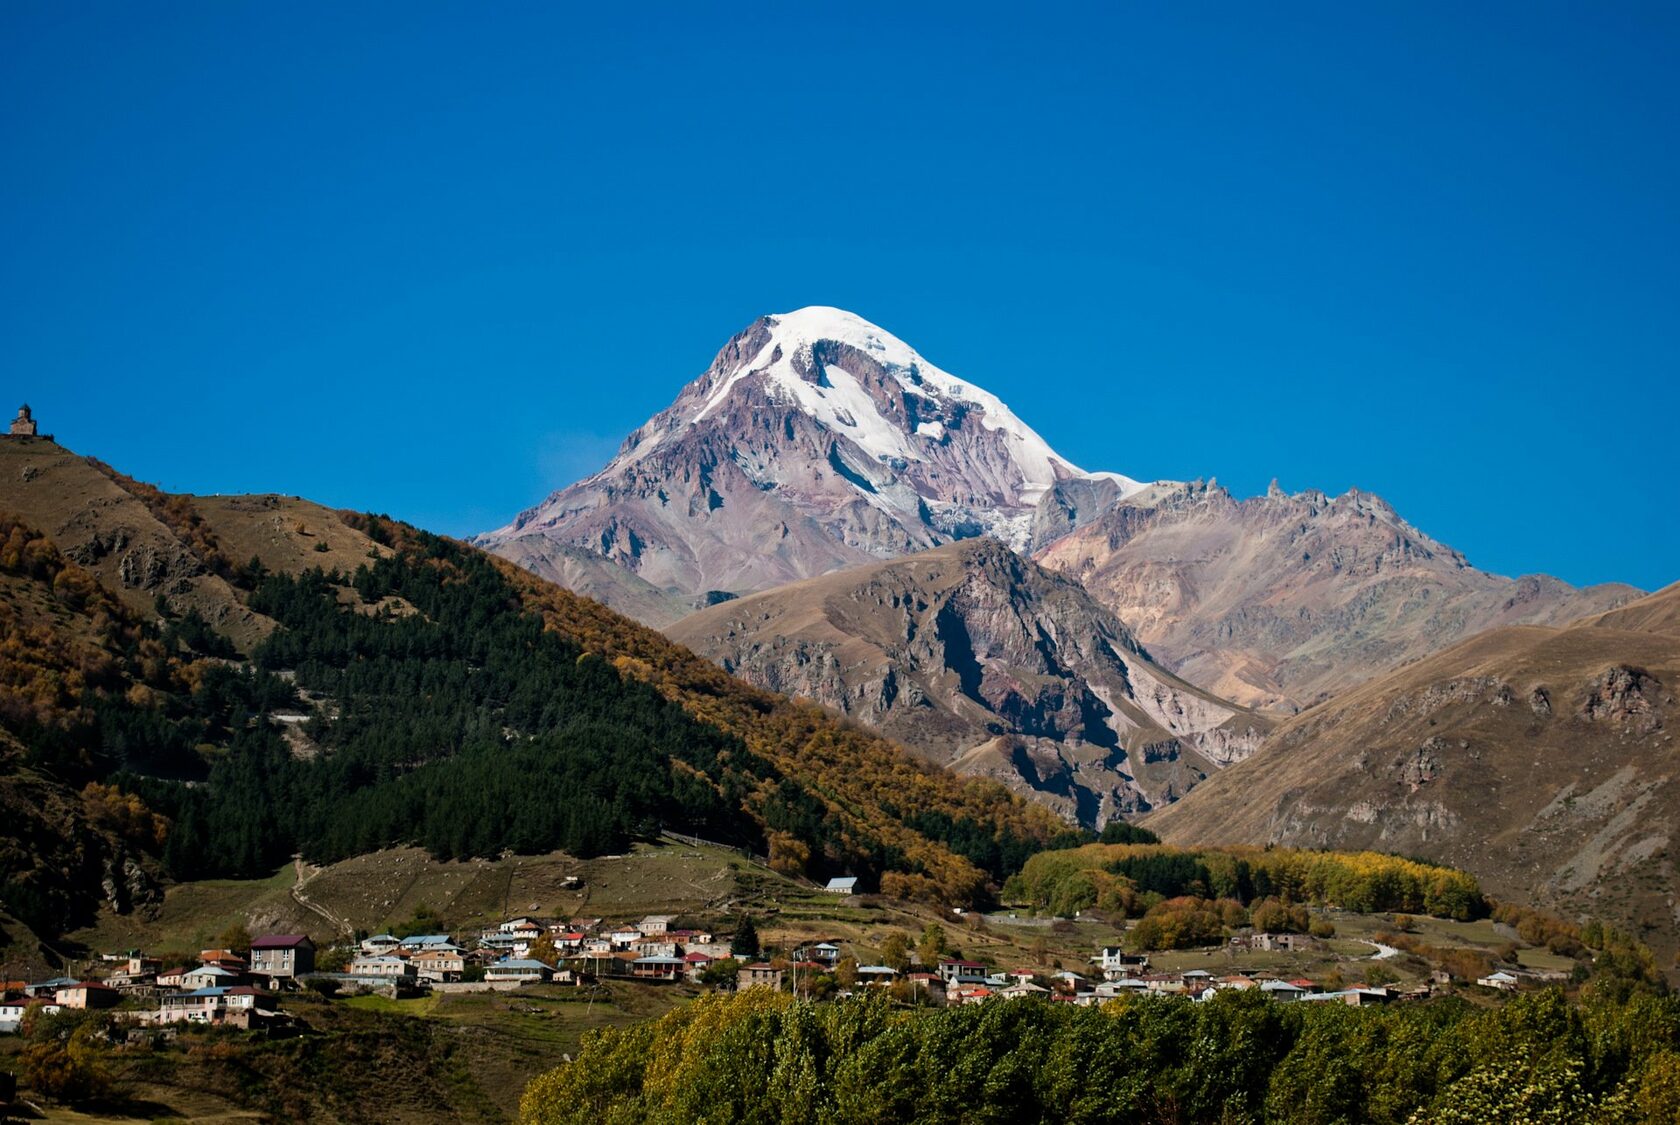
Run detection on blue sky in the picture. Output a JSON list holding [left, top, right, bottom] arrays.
[[2, 3, 1675, 589]]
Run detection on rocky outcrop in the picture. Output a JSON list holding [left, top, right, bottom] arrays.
[[1033, 479, 1640, 710], [670, 538, 1268, 826], [1582, 665, 1663, 735]]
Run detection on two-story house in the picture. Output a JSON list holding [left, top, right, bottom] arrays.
[[250, 934, 315, 983]]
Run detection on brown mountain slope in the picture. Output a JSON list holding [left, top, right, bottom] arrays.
[[1573, 581, 1680, 637], [1144, 582, 1680, 951], [0, 437, 390, 651], [669, 538, 1268, 827], [0, 520, 168, 953], [488, 534, 697, 628], [1033, 478, 1639, 710]]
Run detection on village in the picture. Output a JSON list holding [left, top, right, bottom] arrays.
[[1, 892, 1558, 1037]]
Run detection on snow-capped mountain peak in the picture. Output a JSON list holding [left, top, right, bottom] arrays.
[[631, 306, 1144, 505], [480, 307, 1151, 608]]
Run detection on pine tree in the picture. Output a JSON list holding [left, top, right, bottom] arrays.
[[733, 915, 760, 959]]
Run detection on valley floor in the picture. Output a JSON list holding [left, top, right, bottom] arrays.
[[0, 841, 1613, 1122]]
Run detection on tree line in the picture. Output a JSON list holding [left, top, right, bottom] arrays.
[[520, 984, 1680, 1125], [1003, 842, 1485, 928]]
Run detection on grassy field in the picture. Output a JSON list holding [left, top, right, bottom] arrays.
[[64, 840, 770, 964]]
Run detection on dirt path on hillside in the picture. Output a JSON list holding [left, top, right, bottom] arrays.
[[291, 855, 355, 937], [1366, 940, 1401, 960]]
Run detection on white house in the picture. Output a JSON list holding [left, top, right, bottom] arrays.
[[937, 960, 988, 986], [348, 955, 416, 980], [182, 965, 240, 991], [250, 934, 315, 981], [997, 981, 1051, 1000], [824, 877, 858, 894], [399, 934, 459, 954], [485, 959, 553, 984], [0, 1001, 54, 1032], [411, 950, 465, 983], [1478, 971, 1520, 991], [632, 939, 679, 959], [1260, 979, 1307, 1001], [631, 956, 686, 981], [638, 915, 675, 934]]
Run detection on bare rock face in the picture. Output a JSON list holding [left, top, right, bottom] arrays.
[[669, 537, 1268, 827], [1033, 479, 1641, 710], [476, 307, 1147, 615]]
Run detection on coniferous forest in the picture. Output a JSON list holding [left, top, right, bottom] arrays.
[[124, 539, 859, 880]]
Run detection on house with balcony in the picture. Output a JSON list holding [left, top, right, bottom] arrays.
[[485, 959, 553, 984]]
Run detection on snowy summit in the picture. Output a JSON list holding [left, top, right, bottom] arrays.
[[479, 307, 1152, 610]]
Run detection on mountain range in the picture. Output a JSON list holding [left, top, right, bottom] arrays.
[[2, 307, 1666, 958], [477, 307, 1638, 814], [1034, 478, 1637, 709]]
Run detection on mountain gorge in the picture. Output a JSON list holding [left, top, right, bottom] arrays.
[[670, 537, 1267, 827]]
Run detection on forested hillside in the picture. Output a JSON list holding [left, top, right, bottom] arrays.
[[0, 441, 1088, 949]]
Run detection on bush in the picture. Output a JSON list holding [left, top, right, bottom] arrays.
[[1128, 896, 1237, 951], [20, 1017, 110, 1103]]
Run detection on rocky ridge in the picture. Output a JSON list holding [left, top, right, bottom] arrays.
[[1032, 478, 1640, 709], [670, 537, 1268, 826]]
